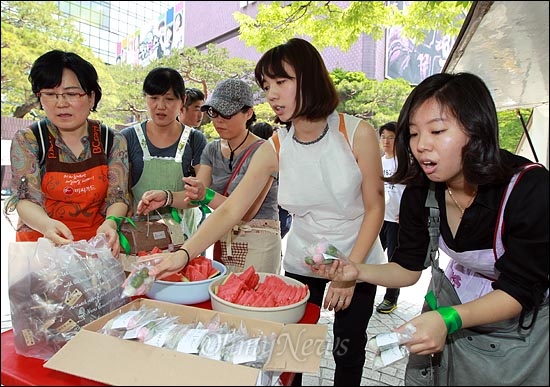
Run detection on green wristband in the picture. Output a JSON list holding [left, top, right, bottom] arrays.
[[106, 215, 135, 255], [190, 188, 215, 214], [202, 188, 215, 205], [437, 306, 462, 335]]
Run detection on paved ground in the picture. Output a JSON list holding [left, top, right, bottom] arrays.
[[294, 257, 439, 387], [301, 288, 426, 386], [0, 198, 447, 386]]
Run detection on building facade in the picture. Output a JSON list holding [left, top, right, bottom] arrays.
[[2, 1, 457, 192], [56, 1, 175, 65], [57, 1, 455, 85]]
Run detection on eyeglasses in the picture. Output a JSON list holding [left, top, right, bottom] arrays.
[[36, 91, 87, 103], [380, 136, 395, 141], [206, 106, 241, 120]]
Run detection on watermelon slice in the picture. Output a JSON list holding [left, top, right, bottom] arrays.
[[238, 266, 260, 289], [186, 265, 208, 281], [215, 270, 308, 307], [177, 256, 222, 281], [150, 246, 163, 254], [163, 272, 184, 282], [216, 273, 246, 303]]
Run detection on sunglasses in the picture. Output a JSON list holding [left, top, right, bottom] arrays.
[[206, 106, 248, 120]]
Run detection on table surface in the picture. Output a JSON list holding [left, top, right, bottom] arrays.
[[1, 301, 321, 386]]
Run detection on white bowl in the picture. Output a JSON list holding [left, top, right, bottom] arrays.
[[208, 272, 310, 323], [146, 260, 227, 305]]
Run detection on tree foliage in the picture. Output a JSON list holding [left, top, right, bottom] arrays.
[[331, 69, 412, 128], [498, 109, 531, 153], [0, 1, 527, 152], [234, 1, 471, 52], [1, 1, 116, 120]]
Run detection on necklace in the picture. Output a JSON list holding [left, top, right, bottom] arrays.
[[447, 187, 477, 218], [228, 130, 249, 171], [292, 124, 329, 145]]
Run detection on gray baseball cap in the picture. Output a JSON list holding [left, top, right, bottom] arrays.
[[201, 78, 254, 116]]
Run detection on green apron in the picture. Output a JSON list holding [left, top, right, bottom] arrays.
[[132, 123, 201, 239]]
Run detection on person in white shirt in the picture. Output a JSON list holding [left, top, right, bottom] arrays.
[[376, 121, 406, 314]]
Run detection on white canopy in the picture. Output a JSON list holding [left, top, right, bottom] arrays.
[[443, 1, 549, 167]]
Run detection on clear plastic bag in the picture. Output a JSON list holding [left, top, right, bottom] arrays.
[[8, 235, 129, 360], [121, 263, 156, 297], [369, 323, 416, 370], [303, 238, 347, 266]]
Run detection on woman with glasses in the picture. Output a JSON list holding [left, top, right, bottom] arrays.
[[138, 78, 281, 274], [139, 39, 385, 386], [4, 50, 130, 257]]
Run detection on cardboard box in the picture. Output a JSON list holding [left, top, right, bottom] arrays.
[[44, 298, 327, 386]]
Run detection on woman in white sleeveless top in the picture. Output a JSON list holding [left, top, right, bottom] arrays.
[[141, 38, 385, 386]]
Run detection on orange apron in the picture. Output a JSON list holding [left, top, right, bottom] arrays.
[[16, 121, 109, 242]]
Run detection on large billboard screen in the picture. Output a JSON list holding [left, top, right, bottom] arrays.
[[385, 1, 456, 85], [117, 1, 184, 66]]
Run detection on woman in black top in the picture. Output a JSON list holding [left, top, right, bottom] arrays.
[[312, 72, 548, 385]]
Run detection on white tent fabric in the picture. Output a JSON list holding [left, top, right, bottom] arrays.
[[443, 1, 549, 168]]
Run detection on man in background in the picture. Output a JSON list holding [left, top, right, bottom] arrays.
[[178, 87, 205, 130], [376, 121, 405, 314]]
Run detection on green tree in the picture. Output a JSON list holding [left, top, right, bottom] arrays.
[[331, 69, 412, 128], [102, 63, 150, 126], [1, 1, 116, 122], [234, 1, 471, 52], [498, 109, 531, 153]]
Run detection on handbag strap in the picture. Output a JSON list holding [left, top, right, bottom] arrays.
[[424, 182, 441, 269], [222, 139, 264, 196], [424, 165, 545, 318]]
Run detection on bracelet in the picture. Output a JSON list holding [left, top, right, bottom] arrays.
[[178, 247, 191, 266], [436, 306, 462, 335], [163, 190, 173, 207], [168, 190, 173, 206]]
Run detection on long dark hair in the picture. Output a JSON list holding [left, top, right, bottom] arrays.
[[389, 72, 515, 186], [254, 38, 339, 123]]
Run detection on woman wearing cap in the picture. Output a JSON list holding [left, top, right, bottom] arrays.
[[138, 78, 281, 274], [139, 39, 385, 386]]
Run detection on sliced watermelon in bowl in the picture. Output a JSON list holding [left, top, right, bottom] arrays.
[[146, 258, 227, 304], [208, 269, 310, 323]]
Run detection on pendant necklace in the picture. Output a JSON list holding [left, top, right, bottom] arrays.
[[293, 123, 329, 145], [447, 188, 476, 218], [228, 130, 249, 170]]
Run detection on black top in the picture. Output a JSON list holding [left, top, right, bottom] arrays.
[[392, 151, 549, 310]]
